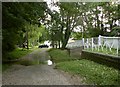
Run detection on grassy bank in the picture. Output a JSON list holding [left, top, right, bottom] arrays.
[[6, 46, 38, 60], [56, 60, 119, 85], [2, 46, 38, 71], [48, 49, 74, 63], [48, 49, 119, 85]]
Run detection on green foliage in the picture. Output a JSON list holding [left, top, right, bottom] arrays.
[[56, 59, 119, 85], [2, 47, 38, 71], [88, 28, 101, 37], [48, 49, 74, 63], [7, 49, 31, 60], [2, 2, 49, 62], [110, 27, 120, 36], [2, 2, 46, 53], [71, 32, 82, 40], [38, 25, 49, 43], [27, 24, 45, 46], [2, 32, 16, 51], [5, 47, 37, 60]]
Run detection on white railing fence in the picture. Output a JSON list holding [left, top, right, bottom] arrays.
[[82, 35, 120, 56]]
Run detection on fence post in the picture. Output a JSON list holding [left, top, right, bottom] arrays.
[[101, 36, 104, 51], [82, 38, 84, 49], [87, 38, 89, 49], [117, 45, 118, 55], [118, 37, 120, 56], [98, 35, 102, 45], [117, 38, 119, 55], [98, 35, 101, 51], [92, 38, 93, 51]]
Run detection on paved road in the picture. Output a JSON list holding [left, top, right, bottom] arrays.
[[2, 48, 83, 85]]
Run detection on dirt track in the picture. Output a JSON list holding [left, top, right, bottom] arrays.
[[2, 48, 83, 85]]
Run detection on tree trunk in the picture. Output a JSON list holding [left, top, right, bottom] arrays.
[[55, 41, 57, 48], [95, 8, 100, 30], [26, 30, 29, 49], [100, 14, 104, 35], [52, 41, 54, 48], [58, 40, 60, 48], [51, 30, 55, 48], [61, 28, 71, 49], [61, 15, 71, 49]]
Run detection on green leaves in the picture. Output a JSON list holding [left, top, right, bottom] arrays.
[[110, 26, 120, 36], [2, 2, 46, 55]]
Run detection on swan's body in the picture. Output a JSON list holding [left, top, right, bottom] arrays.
[[47, 60, 53, 65]]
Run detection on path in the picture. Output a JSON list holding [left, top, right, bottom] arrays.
[[2, 48, 83, 85]]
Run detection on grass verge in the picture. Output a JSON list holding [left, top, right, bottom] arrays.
[[48, 49, 74, 63], [56, 60, 119, 85], [85, 47, 118, 56], [2, 46, 38, 71], [48, 49, 119, 85], [6, 47, 38, 60]]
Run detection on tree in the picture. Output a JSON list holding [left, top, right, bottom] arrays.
[[2, 2, 46, 57], [46, 2, 119, 49], [45, 2, 83, 49]]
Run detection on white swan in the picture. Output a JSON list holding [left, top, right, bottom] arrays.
[[47, 60, 53, 65]]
